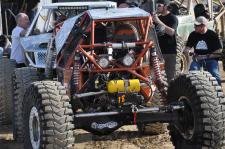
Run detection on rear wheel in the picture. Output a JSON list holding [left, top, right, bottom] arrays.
[[12, 67, 39, 142], [167, 71, 225, 148], [137, 71, 168, 135], [23, 81, 75, 148], [176, 36, 190, 74], [0, 58, 16, 125]]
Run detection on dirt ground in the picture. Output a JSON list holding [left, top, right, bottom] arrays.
[[0, 125, 173, 149], [1, 62, 225, 149]]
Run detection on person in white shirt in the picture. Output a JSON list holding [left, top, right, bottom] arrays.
[[10, 13, 30, 68]]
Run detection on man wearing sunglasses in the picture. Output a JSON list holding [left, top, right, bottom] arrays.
[[153, 0, 178, 82], [185, 16, 222, 85]]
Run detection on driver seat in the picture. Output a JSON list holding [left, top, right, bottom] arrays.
[[113, 23, 139, 42]]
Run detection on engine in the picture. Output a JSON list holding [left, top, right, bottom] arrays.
[[83, 73, 145, 113]]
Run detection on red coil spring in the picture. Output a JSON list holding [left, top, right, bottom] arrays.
[[151, 54, 162, 81], [151, 49, 167, 97]]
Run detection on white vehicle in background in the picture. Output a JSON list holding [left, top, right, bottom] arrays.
[[22, 1, 117, 69], [0, 1, 117, 143]]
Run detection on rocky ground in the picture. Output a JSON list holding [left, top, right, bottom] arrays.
[[1, 63, 225, 149]]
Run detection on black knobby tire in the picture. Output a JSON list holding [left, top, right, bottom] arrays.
[[0, 58, 16, 125], [198, 71, 225, 105], [23, 81, 75, 148], [12, 67, 39, 142], [167, 71, 225, 148], [176, 36, 190, 74]]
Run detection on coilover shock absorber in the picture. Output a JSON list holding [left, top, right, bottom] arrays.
[[45, 36, 56, 79], [150, 47, 167, 97]]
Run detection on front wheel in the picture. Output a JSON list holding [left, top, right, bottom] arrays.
[[167, 71, 225, 148], [23, 81, 75, 149]]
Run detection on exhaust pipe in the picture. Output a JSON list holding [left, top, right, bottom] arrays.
[[73, 90, 107, 99]]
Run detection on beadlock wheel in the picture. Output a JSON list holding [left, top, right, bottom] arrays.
[[23, 81, 75, 149], [177, 96, 195, 140], [29, 106, 41, 149]]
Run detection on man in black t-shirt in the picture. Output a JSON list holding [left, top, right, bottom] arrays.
[[153, 0, 178, 82], [185, 16, 222, 84]]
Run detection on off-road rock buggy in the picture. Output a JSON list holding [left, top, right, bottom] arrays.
[[21, 7, 225, 149], [0, 1, 117, 142]]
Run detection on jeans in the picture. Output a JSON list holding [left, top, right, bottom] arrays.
[[163, 54, 176, 82], [189, 59, 221, 85]]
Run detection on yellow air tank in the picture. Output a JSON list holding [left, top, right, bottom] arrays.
[[107, 79, 140, 93]]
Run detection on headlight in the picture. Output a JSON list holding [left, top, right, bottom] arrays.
[[122, 54, 135, 67], [98, 57, 109, 68]]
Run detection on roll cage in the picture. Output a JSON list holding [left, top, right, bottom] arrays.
[[55, 8, 155, 93]]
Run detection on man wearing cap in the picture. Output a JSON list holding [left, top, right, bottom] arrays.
[[185, 16, 222, 85], [152, 0, 178, 82]]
